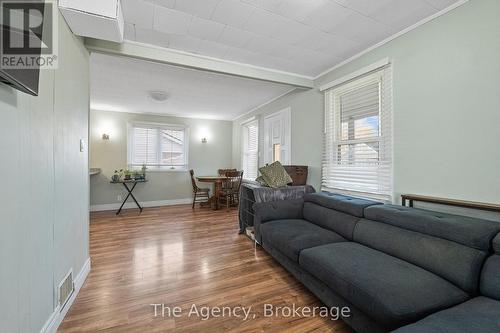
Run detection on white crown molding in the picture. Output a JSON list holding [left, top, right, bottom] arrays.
[[90, 198, 192, 212], [40, 258, 91, 333], [319, 58, 389, 92], [232, 88, 297, 121], [313, 0, 470, 80], [239, 115, 257, 125]]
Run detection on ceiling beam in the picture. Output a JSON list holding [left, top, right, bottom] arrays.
[[84, 38, 314, 89]]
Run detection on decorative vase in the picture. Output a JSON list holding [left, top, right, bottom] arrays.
[[112, 174, 119, 182]]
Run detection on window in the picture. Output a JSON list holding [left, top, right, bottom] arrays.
[[241, 120, 259, 180], [128, 122, 188, 170], [323, 66, 393, 201]]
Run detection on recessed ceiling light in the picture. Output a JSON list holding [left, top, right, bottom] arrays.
[[148, 90, 169, 103]]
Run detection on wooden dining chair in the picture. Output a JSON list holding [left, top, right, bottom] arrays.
[[218, 168, 237, 176], [218, 171, 243, 210], [189, 170, 210, 209], [219, 168, 237, 191]]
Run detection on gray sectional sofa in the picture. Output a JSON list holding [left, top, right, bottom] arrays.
[[253, 192, 500, 333]]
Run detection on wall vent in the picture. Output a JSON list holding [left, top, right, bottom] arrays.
[[58, 270, 74, 310]]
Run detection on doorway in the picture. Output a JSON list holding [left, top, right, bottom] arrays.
[[263, 108, 291, 165]]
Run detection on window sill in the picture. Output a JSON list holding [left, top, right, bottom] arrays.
[[147, 168, 188, 173], [130, 167, 188, 173]]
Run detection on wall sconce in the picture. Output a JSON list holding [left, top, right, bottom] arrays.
[[102, 133, 110, 140], [201, 137, 207, 144]]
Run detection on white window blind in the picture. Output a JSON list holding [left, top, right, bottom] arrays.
[[128, 123, 189, 170], [322, 66, 393, 201], [242, 120, 259, 180]]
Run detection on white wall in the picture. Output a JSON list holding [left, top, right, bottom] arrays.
[[0, 11, 90, 333], [90, 110, 233, 208], [232, 0, 500, 213]]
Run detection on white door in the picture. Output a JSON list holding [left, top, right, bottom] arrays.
[[264, 108, 291, 165]]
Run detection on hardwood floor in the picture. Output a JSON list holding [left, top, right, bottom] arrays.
[[58, 205, 352, 333]]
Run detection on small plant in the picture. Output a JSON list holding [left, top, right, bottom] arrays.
[[124, 169, 132, 180], [112, 169, 123, 182], [141, 164, 147, 180]]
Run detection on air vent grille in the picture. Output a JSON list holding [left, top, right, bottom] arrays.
[[58, 270, 74, 310]]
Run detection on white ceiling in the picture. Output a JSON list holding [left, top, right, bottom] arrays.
[[90, 53, 294, 120], [122, 0, 462, 77]]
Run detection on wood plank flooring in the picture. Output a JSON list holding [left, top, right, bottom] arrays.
[[58, 205, 352, 333]]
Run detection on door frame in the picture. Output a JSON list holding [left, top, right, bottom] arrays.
[[263, 107, 291, 165]]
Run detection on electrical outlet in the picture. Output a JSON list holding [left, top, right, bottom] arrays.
[[117, 195, 122, 201]]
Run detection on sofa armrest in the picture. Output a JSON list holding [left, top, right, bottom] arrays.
[[253, 199, 304, 244]]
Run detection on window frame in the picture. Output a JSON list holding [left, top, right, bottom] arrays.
[[241, 119, 259, 181], [322, 65, 393, 202], [127, 121, 190, 172]]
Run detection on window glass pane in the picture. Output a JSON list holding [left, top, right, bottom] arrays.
[[341, 121, 349, 141], [340, 81, 380, 141], [337, 142, 380, 165], [355, 115, 379, 139], [160, 129, 185, 166]]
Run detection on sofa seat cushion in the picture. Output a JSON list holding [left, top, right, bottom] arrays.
[[299, 242, 469, 328], [260, 219, 346, 262], [392, 297, 500, 333]]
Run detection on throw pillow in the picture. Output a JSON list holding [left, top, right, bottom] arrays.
[[255, 176, 269, 187], [259, 161, 293, 188]]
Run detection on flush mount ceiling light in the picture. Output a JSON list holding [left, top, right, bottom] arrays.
[[148, 90, 169, 103]]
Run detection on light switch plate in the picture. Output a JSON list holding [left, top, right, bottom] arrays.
[[80, 138, 85, 152]]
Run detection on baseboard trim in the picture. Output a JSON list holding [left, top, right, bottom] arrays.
[[40, 258, 91, 333], [90, 198, 192, 212]]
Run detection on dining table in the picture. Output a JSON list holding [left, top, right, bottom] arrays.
[[196, 175, 228, 210]]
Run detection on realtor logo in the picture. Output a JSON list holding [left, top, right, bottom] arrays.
[[0, 0, 58, 69]]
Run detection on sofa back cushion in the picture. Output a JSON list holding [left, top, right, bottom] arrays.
[[480, 234, 500, 300], [305, 192, 382, 217], [358, 206, 500, 293], [364, 205, 500, 251], [354, 219, 488, 293], [303, 203, 359, 240], [303, 193, 381, 240]]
